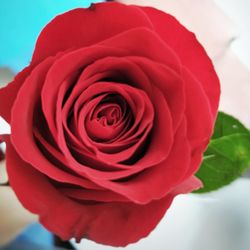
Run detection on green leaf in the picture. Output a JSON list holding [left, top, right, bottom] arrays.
[[194, 112, 250, 193], [212, 111, 249, 139]]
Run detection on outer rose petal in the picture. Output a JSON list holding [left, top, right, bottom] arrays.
[[31, 2, 154, 64], [183, 67, 213, 149], [117, 0, 235, 60], [0, 66, 33, 123], [139, 6, 220, 120], [6, 139, 201, 247]]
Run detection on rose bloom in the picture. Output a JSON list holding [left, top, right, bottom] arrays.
[[0, 2, 219, 247]]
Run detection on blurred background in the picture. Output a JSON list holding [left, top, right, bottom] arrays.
[[0, 0, 250, 250], [0, 0, 104, 73]]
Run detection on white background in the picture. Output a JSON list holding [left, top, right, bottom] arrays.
[[215, 0, 250, 69]]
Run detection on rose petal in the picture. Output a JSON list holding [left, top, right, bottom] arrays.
[[128, 56, 185, 131], [88, 119, 190, 204], [31, 2, 154, 64], [0, 66, 33, 123], [117, 0, 236, 60], [56, 82, 173, 181], [140, 6, 220, 120], [183, 67, 214, 149], [10, 57, 100, 190], [171, 175, 202, 195], [60, 187, 130, 203], [41, 46, 126, 142], [6, 138, 196, 247], [76, 82, 154, 164]]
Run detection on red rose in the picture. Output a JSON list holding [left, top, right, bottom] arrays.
[[0, 2, 220, 247]]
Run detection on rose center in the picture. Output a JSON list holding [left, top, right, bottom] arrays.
[[96, 104, 121, 126], [85, 94, 131, 142]]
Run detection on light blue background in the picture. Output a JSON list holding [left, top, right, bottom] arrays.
[[0, 0, 104, 73]]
